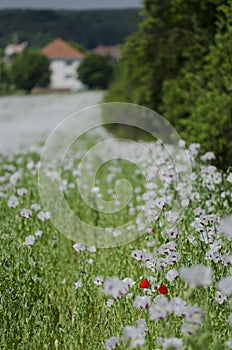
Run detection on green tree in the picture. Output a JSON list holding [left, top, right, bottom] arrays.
[[77, 52, 113, 89], [0, 62, 11, 92], [106, 0, 223, 111], [105, 0, 232, 167], [67, 40, 86, 53], [10, 49, 50, 92], [163, 2, 232, 168]]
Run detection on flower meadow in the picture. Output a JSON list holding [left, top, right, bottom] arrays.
[[0, 127, 232, 350]]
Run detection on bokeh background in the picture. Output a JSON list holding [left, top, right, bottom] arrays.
[[0, 0, 231, 170]]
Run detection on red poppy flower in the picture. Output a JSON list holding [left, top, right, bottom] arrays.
[[139, 278, 149, 289], [151, 228, 156, 233], [158, 285, 168, 294]]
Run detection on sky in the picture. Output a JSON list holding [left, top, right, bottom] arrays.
[[0, 0, 142, 10]]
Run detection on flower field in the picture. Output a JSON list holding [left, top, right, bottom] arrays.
[[0, 122, 232, 349]]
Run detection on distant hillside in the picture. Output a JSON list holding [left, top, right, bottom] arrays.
[[0, 9, 141, 49]]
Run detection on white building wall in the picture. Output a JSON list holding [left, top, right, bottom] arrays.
[[50, 59, 83, 90]]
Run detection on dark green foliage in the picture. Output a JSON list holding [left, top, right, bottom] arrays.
[[162, 3, 232, 168], [77, 53, 113, 89], [67, 40, 86, 53], [0, 62, 11, 92], [107, 0, 222, 109], [0, 9, 140, 49], [106, 0, 232, 168], [10, 50, 50, 92]]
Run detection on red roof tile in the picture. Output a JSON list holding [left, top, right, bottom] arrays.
[[41, 38, 84, 59], [93, 45, 121, 59]]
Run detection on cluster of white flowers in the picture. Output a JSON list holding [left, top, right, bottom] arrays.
[[106, 299, 114, 307], [30, 203, 41, 211], [20, 208, 32, 218], [123, 277, 135, 287], [24, 229, 44, 246], [88, 245, 97, 253], [35, 230, 43, 238], [17, 188, 27, 196], [200, 151, 216, 162], [134, 295, 151, 310], [37, 211, 50, 221], [103, 277, 129, 299], [181, 322, 199, 336], [215, 291, 227, 304], [180, 265, 213, 288], [219, 213, 232, 241], [217, 275, 232, 296], [166, 211, 180, 223], [94, 276, 104, 286], [150, 296, 171, 320], [74, 280, 82, 289], [183, 306, 205, 325], [163, 338, 184, 349], [104, 336, 119, 350], [7, 195, 18, 208], [166, 227, 179, 239], [200, 165, 222, 191], [2, 159, 48, 246], [149, 294, 205, 337], [191, 213, 220, 244], [10, 169, 23, 186], [123, 322, 147, 349], [155, 336, 184, 349], [1, 123, 232, 350], [166, 269, 179, 282], [24, 235, 35, 246], [131, 239, 180, 274], [158, 241, 178, 254], [73, 242, 85, 252]]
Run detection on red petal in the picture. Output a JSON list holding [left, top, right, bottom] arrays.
[[139, 278, 149, 288], [158, 285, 168, 294]]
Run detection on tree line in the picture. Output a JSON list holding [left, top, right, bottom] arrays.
[[0, 9, 140, 49]]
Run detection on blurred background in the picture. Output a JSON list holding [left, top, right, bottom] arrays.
[[0, 0, 231, 169]]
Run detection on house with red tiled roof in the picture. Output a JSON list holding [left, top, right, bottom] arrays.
[[93, 44, 121, 61], [41, 38, 84, 91], [5, 41, 27, 57]]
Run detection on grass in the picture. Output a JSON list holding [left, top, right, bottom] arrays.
[[0, 134, 232, 350]]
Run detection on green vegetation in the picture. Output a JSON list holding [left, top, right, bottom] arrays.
[[67, 40, 86, 53], [10, 49, 50, 92], [0, 9, 140, 49], [1, 2, 232, 348], [162, 3, 232, 169], [0, 131, 232, 349], [77, 52, 113, 89], [106, 0, 232, 168], [0, 62, 11, 93]]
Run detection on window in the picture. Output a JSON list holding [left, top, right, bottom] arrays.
[[66, 60, 73, 66], [65, 74, 73, 80]]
